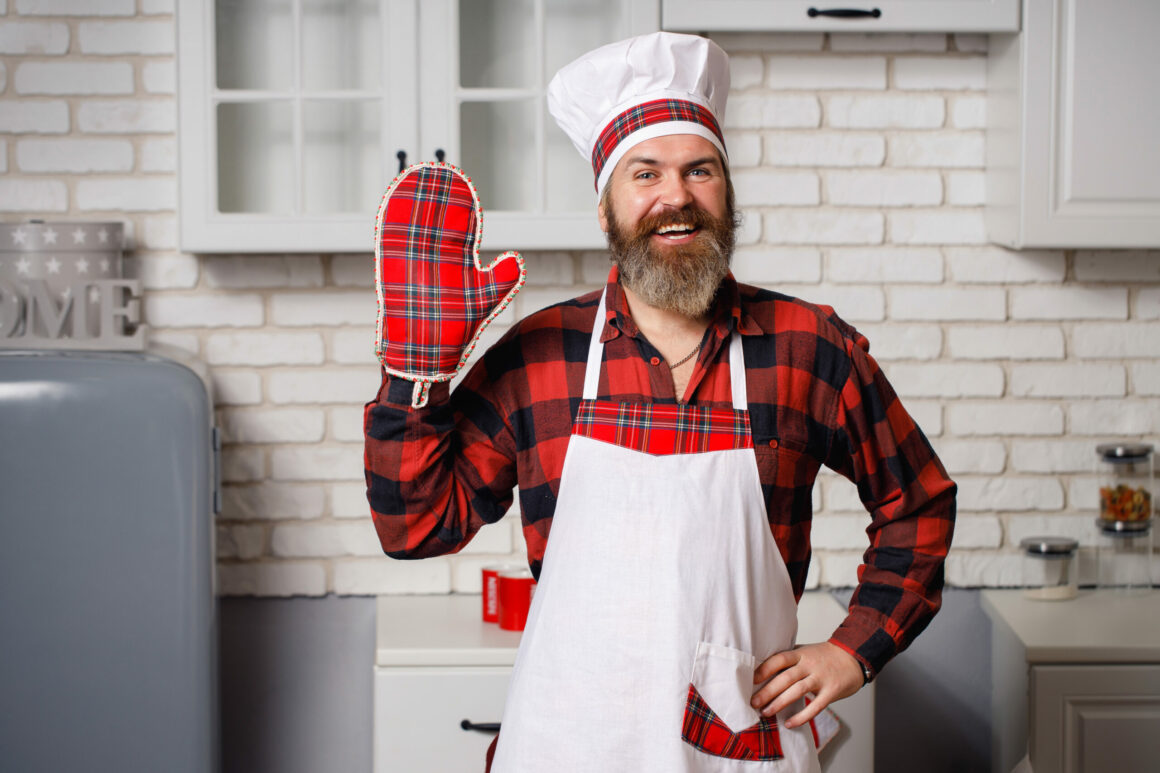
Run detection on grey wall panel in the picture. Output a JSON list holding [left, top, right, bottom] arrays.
[[219, 596, 376, 773]]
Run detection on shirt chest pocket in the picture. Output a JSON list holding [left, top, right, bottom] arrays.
[[753, 434, 817, 492]]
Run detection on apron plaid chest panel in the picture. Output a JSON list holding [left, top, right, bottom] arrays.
[[571, 400, 754, 455]]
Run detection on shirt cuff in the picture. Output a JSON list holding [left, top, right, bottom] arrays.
[[380, 373, 452, 408], [827, 606, 895, 683]]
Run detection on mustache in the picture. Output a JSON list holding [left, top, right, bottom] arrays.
[[631, 207, 719, 239]]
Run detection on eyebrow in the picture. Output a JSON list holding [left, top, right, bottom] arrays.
[[623, 155, 722, 170]]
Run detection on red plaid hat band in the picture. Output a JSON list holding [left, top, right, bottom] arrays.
[[591, 98, 727, 192]]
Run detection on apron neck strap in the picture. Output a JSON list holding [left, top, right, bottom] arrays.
[[583, 288, 748, 410], [581, 290, 608, 400], [728, 330, 747, 409]]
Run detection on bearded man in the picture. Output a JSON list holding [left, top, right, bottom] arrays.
[[365, 31, 956, 773]]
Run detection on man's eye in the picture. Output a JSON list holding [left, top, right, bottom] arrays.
[[688, 168, 708, 177], [635, 171, 656, 180]]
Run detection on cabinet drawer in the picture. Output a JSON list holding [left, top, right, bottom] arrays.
[[374, 666, 511, 773], [662, 0, 1019, 32]]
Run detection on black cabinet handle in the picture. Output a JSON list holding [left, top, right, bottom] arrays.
[[396, 150, 407, 173], [460, 719, 501, 734], [434, 148, 446, 163], [808, 7, 882, 18]]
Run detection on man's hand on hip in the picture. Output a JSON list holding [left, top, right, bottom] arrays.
[[750, 641, 864, 729]]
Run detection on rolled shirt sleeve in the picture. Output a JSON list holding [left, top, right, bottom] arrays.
[[823, 330, 957, 678]]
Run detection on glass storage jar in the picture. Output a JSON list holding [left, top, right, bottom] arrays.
[[1096, 518, 1153, 594], [1020, 536, 1079, 601], [1096, 442, 1153, 524]]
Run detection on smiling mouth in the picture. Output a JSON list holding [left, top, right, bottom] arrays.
[[654, 223, 699, 240]]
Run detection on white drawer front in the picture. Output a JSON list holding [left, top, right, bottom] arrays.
[[375, 666, 511, 773]]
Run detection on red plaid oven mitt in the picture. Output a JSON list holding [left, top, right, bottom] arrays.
[[374, 162, 526, 408]]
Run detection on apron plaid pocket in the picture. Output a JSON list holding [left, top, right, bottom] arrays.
[[681, 642, 786, 761]]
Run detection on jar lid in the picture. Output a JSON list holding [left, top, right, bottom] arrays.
[[1096, 442, 1154, 462], [1020, 536, 1079, 556], [1096, 517, 1153, 535]]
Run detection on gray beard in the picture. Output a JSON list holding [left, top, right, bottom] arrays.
[[607, 214, 733, 319]]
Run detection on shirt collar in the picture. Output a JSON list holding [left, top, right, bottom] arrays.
[[599, 265, 764, 343]]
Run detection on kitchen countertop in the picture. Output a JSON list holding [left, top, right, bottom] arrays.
[[981, 588, 1160, 663], [376, 590, 857, 667]]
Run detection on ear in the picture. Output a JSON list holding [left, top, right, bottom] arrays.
[[597, 199, 609, 233]]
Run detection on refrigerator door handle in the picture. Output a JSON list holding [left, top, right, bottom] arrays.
[[212, 426, 223, 516]]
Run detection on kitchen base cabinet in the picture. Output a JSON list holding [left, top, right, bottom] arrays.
[[982, 590, 1160, 773], [1032, 665, 1160, 772], [373, 593, 874, 772], [374, 667, 509, 772]]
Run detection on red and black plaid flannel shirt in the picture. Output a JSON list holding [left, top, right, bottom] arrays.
[[364, 267, 957, 677]]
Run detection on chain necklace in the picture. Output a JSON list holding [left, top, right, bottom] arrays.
[[667, 340, 702, 369]]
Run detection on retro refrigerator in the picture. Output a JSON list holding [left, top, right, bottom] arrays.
[[0, 349, 219, 772]]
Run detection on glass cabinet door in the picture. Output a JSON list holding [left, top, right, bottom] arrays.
[[179, 0, 415, 252], [214, 0, 383, 216], [421, 0, 659, 249], [178, 0, 658, 252]]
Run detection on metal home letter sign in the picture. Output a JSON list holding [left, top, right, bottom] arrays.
[[0, 222, 145, 351]]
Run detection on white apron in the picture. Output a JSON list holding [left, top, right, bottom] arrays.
[[490, 291, 820, 773]]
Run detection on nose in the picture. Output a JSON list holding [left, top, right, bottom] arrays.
[[658, 173, 694, 209]]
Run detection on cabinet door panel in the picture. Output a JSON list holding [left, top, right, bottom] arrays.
[[987, 0, 1160, 248], [215, 0, 294, 90], [460, 0, 537, 89], [217, 101, 295, 214], [460, 99, 539, 212], [374, 667, 510, 773], [1032, 664, 1160, 773], [1059, 0, 1160, 207], [302, 100, 382, 214], [301, 0, 381, 91]]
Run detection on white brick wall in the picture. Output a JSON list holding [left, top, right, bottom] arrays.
[[5, 14, 1157, 597], [0, 100, 69, 133], [17, 138, 134, 172], [15, 0, 135, 14], [827, 94, 944, 129], [766, 56, 887, 90], [77, 20, 174, 54], [766, 132, 885, 167], [14, 61, 133, 94], [77, 100, 176, 133], [0, 21, 70, 54], [724, 95, 821, 129]]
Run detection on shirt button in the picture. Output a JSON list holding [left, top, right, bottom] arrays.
[[768, 439, 779, 449], [650, 356, 661, 366]]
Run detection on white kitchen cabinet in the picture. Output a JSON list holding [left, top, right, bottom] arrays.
[[177, 0, 658, 253], [982, 590, 1160, 773], [375, 667, 512, 773], [985, 0, 1160, 248], [662, 0, 1019, 32], [373, 593, 875, 772]]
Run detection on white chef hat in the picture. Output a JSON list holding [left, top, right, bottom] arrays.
[[547, 31, 730, 195]]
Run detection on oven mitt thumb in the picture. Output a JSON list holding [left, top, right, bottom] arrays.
[[374, 162, 526, 408]]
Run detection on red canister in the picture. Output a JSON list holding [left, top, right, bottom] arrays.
[[497, 568, 536, 631], [481, 563, 523, 623]]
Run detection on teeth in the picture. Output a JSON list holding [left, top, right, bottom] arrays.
[[656, 224, 693, 234]]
